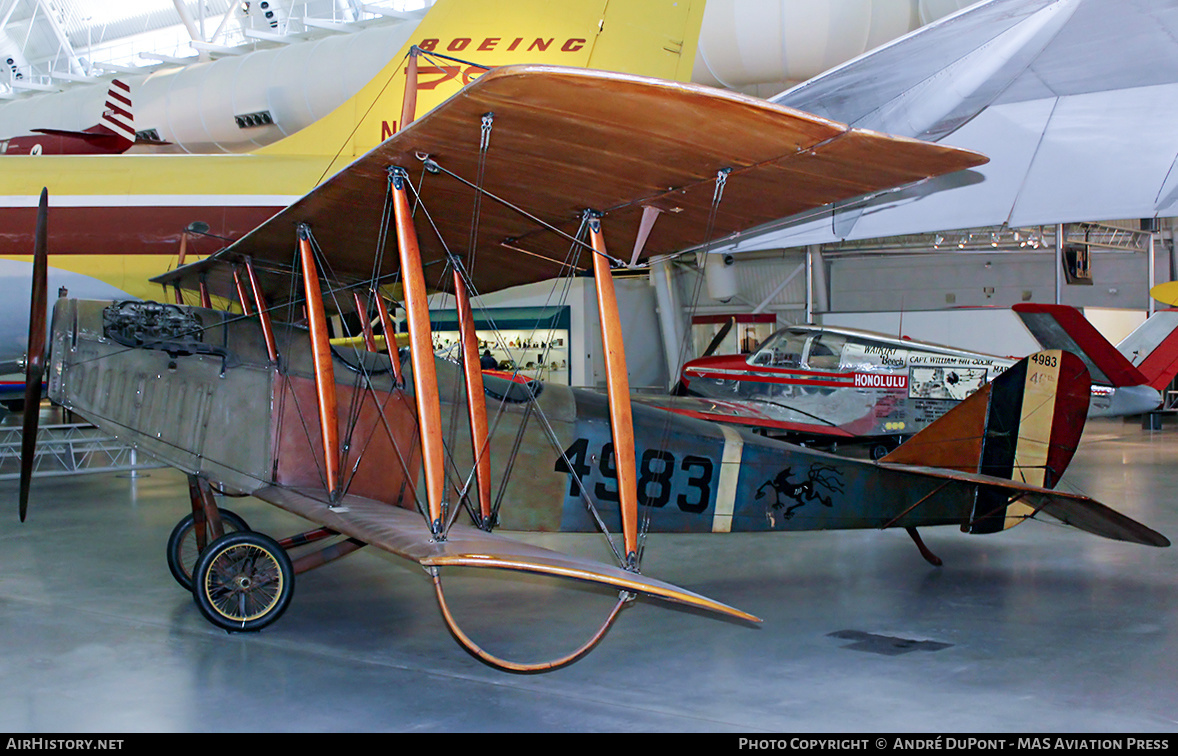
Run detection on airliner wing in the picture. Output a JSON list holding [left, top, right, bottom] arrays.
[[153, 64, 984, 307], [718, 0, 1178, 251]]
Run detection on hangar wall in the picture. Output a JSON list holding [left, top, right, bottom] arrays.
[[629, 226, 1171, 391], [827, 249, 1164, 312]]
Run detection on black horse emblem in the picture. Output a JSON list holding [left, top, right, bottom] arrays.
[[755, 463, 845, 520]]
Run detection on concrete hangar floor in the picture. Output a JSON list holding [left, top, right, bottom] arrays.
[[1, 416, 1176, 733]]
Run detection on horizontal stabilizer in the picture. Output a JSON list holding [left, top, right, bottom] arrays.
[[257, 486, 760, 623], [30, 127, 118, 142], [878, 462, 1169, 547], [1027, 493, 1170, 547], [1012, 304, 1146, 387]]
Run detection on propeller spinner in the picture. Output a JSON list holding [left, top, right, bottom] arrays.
[[19, 188, 48, 522]]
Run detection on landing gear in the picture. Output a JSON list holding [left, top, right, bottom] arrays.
[[870, 435, 909, 460], [192, 531, 294, 632], [905, 527, 943, 567], [166, 509, 251, 591]]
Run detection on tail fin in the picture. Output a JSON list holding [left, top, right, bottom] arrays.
[[1012, 303, 1147, 387], [99, 79, 135, 147], [882, 350, 1091, 533], [259, 0, 706, 173], [1115, 309, 1178, 390], [27, 80, 136, 154]]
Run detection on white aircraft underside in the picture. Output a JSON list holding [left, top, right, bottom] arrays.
[[719, 0, 1178, 252]]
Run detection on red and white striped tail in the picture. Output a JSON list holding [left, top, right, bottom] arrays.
[[101, 79, 135, 144]]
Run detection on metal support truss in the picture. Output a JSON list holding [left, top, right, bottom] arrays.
[[0, 423, 164, 480]]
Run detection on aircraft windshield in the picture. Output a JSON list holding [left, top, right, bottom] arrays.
[[748, 329, 807, 368]]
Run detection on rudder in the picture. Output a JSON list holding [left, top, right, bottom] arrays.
[[882, 350, 1091, 533]]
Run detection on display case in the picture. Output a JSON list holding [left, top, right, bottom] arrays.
[[428, 305, 571, 385]]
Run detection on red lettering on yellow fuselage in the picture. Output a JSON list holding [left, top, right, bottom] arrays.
[[417, 37, 587, 54]]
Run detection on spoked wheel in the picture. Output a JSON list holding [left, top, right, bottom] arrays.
[[166, 509, 251, 591], [193, 531, 294, 632]]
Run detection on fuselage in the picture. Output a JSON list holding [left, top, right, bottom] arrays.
[[0, 131, 128, 156], [0, 152, 325, 366], [47, 298, 984, 537]]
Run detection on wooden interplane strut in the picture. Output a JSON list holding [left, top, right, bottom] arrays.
[[245, 257, 279, 362], [389, 167, 446, 536], [232, 268, 253, 316], [452, 271, 493, 525], [353, 291, 378, 352], [374, 293, 403, 385], [297, 225, 342, 502], [587, 216, 640, 569], [401, 47, 419, 133]]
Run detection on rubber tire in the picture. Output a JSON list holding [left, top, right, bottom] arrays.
[[193, 531, 294, 633], [166, 509, 250, 591]]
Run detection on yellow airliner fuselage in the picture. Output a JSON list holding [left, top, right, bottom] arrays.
[[0, 0, 705, 371]]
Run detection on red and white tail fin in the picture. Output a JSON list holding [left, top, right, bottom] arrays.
[[1115, 309, 1178, 390], [1013, 303, 1152, 387], [99, 79, 135, 147]]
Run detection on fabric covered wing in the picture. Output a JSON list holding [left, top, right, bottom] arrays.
[[256, 485, 761, 623], [153, 64, 985, 307]]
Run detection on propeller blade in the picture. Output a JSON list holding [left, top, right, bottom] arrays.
[[670, 317, 736, 395], [702, 316, 736, 358], [19, 188, 48, 522]]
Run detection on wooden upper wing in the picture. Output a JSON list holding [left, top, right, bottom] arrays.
[[154, 64, 987, 306]]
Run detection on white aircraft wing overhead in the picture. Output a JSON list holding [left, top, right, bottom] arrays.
[[718, 0, 1178, 252]]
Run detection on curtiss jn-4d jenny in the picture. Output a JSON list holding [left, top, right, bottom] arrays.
[[17, 65, 1169, 672]]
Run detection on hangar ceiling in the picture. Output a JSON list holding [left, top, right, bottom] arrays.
[[0, 0, 431, 90]]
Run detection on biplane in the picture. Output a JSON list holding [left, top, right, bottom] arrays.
[[18, 65, 1169, 672], [655, 306, 1178, 457]]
